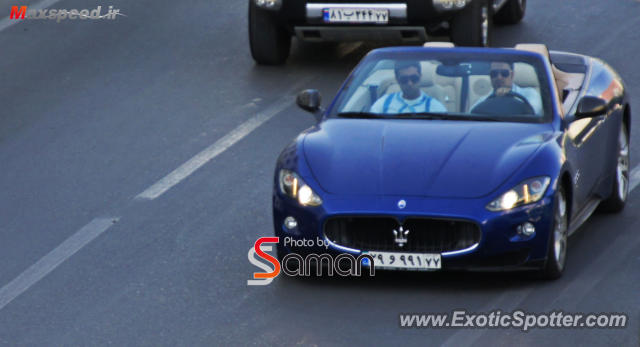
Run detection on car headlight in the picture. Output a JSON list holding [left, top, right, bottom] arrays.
[[254, 0, 282, 10], [279, 169, 323, 206], [433, 0, 470, 11], [486, 177, 551, 211]]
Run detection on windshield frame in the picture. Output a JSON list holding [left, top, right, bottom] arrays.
[[326, 48, 556, 124]]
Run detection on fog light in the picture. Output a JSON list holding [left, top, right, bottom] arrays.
[[433, 0, 469, 11], [284, 216, 298, 230], [438, 0, 454, 9], [517, 222, 536, 237]]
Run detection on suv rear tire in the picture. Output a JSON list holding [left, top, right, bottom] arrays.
[[494, 0, 526, 25], [249, 1, 291, 65], [451, 0, 492, 47]]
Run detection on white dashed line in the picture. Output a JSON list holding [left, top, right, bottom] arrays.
[[136, 79, 312, 200], [0, 217, 118, 311], [629, 164, 640, 192]]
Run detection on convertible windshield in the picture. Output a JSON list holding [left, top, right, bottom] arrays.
[[330, 50, 553, 122]]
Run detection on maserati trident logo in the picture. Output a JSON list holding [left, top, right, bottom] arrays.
[[393, 226, 409, 247]]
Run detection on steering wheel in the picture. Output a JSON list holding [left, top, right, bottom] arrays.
[[471, 91, 535, 115], [507, 92, 535, 114]]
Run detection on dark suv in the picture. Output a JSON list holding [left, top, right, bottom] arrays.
[[249, 0, 526, 64]]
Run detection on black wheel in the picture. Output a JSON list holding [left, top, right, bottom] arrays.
[[540, 185, 568, 279], [507, 91, 535, 114], [599, 123, 630, 213], [451, 0, 492, 47], [249, 1, 291, 65], [494, 0, 526, 25]]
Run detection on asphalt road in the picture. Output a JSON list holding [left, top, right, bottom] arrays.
[[0, 0, 639, 345]]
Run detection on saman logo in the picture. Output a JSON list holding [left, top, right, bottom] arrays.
[[247, 237, 281, 286], [247, 237, 374, 286]]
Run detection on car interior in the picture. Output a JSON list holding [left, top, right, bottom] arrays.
[[340, 43, 589, 117]]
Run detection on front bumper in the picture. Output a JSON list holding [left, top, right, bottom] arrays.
[[273, 192, 555, 271]]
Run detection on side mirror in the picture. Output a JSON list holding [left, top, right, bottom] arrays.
[[296, 89, 322, 114], [575, 96, 608, 119]]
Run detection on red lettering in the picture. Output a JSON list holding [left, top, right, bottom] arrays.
[[10, 6, 27, 19], [253, 237, 280, 279]]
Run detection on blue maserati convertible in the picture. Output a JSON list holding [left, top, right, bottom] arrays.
[[272, 43, 630, 279]]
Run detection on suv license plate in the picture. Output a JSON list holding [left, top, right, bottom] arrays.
[[323, 8, 389, 24]]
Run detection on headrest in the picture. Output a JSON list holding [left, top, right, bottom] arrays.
[[514, 43, 551, 61], [418, 62, 437, 87], [472, 78, 492, 98], [423, 42, 455, 48], [513, 63, 539, 89]]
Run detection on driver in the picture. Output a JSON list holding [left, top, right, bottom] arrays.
[[471, 61, 542, 115], [370, 61, 447, 114]]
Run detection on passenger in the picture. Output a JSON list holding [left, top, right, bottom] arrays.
[[370, 61, 447, 114]]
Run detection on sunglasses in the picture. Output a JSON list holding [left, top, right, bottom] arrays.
[[398, 74, 420, 84], [490, 69, 511, 78]]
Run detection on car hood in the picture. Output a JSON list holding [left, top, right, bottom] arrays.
[[302, 119, 552, 198]]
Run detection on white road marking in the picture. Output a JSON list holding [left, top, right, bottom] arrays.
[[0, 76, 314, 311], [0, 0, 62, 32], [136, 79, 312, 200], [0, 217, 118, 312]]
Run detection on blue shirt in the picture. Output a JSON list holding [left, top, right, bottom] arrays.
[[370, 91, 448, 114]]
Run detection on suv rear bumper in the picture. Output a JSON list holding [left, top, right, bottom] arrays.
[[271, 0, 462, 28], [294, 25, 427, 42]]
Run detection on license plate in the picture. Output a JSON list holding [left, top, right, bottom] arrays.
[[323, 8, 389, 24], [362, 251, 441, 270]]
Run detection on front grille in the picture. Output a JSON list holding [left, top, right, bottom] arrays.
[[324, 217, 481, 253]]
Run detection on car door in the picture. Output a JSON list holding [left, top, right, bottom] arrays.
[[565, 62, 622, 209]]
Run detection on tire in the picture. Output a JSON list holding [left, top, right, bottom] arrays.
[[599, 123, 630, 213], [540, 185, 569, 280], [494, 0, 526, 25], [450, 0, 492, 47], [248, 1, 291, 65]]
